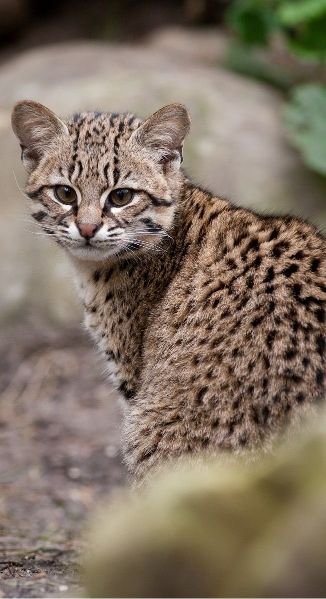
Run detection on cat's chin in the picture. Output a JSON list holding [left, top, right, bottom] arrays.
[[67, 245, 118, 262]]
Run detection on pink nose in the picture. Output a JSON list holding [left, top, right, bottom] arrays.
[[77, 223, 99, 239]]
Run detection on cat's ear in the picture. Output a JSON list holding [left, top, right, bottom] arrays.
[[11, 100, 68, 172], [131, 103, 190, 166]]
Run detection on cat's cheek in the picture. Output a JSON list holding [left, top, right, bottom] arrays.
[[66, 222, 83, 241]]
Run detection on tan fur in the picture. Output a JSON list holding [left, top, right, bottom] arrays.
[[12, 101, 325, 480]]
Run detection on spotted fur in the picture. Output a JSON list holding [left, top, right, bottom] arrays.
[[12, 101, 325, 480]]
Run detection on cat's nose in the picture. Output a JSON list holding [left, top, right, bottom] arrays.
[[77, 223, 99, 239]]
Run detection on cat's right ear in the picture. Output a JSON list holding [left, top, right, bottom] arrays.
[[11, 100, 68, 172]]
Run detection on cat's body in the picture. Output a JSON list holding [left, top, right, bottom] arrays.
[[12, 101, 325, 480]]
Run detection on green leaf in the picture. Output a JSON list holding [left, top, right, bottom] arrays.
[[284, 84, 326, 175], [278, 0, 326, 26], [226, 0, 278, 47], [286, 15, 326, 60]]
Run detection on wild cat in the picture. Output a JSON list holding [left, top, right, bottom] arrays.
[[12, 100, 325, 480]]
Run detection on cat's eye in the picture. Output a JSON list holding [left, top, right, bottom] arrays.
[[108, 188, 134, 208], [54, 185, 77, 205]]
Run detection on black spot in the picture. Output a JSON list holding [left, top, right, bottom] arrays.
[[291, 250, 304, 260], [105, 267, 114, 282], [233, 232, 247, 247], [284, 371, 302, 384], [253, 255, 262, 269], [315, 308, 324, 324], [311, 257, 320, 273], [226, 258, 237, 269], [32, 210, 47, 222], [316, 369, 324, 386], [91, 306, 97, 313], [268, 301, 275, 314], [237, 295, 249, 310], [251, 406, 259, 424], [263, 354, 270, 369], [251, 314, 264, 327], [282, 263, 299, 278], [220, 309, 230, 319], [150, 194, 173, 207], [198, 205, 206, 219], [266, 330, 276, 349], [296, 393, 305, 403], [246, 275, 254, 289], [228, 422, 235, 435], [212, 417, 220, 428], [119, 381, 135, 400], [246, 238, 259, 253], [284, 348, 297, 360], [302, 357, 310, 368], [105, 292, 113, 302], [292, 320, 299, 333], [93, 270, 101, 283], [272, 241, 289, 258], [103, 161, 110, 180], [265, 284, 274, 294], [262, 405, 270, 423], [239, 434, 248, 447], [138, 445, 158, 463], [292, 283, 302, 300], [268, 228, 279, 241], [204, 281, 226, 302], [196, 387, 208, 404], [264, 266, 275, 283], [207, 210, 221, 226], [316, 334, 325, 356]]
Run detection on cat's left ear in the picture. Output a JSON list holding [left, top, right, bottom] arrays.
[[130, 103, 190, 167], [11, 100, 68, 172]]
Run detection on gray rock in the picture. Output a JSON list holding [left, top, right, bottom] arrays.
[[1, 36, 325, 323]]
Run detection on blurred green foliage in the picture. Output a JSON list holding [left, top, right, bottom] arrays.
[[227, 0, 326, 59], [225, 0, 326, 176], [285, 84, 326, 175]]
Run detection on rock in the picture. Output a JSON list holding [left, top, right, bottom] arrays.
[[83, 411, 326, 597], [146, 26, 229, 66], [1, 36, 325, 323]]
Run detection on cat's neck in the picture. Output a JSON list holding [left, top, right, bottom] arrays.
[[68, 192, 189, 398], [68, 182, 230, 399]]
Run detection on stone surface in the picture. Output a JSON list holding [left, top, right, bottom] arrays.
[[1, 33, 325, 323]]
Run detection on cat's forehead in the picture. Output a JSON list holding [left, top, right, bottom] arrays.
[[66, 111, 142, 153], [62, 111, 150, 188]]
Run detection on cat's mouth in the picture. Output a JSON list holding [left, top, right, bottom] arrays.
[[68, 243, 120, 261], [65, 238, 139, 261]]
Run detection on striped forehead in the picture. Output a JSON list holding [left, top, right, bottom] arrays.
[[66, 111, 141, 186]]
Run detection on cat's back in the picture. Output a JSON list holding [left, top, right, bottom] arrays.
[[143, 200, 325, 426]]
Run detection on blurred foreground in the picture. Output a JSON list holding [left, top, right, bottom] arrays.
[[85, 411, 326, 598]]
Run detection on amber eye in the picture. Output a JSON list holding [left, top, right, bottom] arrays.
[[54, 185, 77, 205], [108, 188, 134, 207]]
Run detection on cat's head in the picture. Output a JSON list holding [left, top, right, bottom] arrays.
[[11, 101, 190, 261]]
